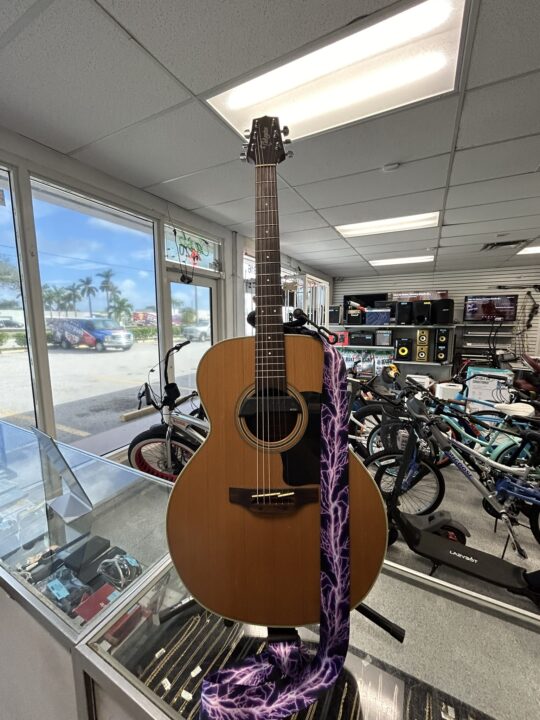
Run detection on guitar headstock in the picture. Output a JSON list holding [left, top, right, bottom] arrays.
[[242, 116, 292, 166]]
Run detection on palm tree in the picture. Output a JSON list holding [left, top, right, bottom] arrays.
[[51, 287, 67, 317], [109, 296, 133, 325], [97, 269, 115, 316], [42, 284, 55, 318], [65, 283, 82, 316], [78, 276, 97, 317]]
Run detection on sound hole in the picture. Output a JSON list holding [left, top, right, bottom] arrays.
[[242, 388, 301, 443]]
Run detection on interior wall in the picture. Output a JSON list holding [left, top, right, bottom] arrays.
[[333, 266, 540, 355]]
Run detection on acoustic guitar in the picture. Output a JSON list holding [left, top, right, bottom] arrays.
[[167, 116, 387, 627]]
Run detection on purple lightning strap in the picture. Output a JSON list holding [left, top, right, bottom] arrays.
[[200, 343, 350, 719]]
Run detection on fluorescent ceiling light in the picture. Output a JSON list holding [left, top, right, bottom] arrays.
[[517, 245, 540, 255], [208, 0, 466, 140], [370, 255, 434, 266], [336, 211, 440, 237]]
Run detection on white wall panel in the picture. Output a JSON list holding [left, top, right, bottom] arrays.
[[333, 266, 540, 354]]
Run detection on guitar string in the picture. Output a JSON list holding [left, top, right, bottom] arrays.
[[265, 161, 271, 503], [254, 127, 261, 505]]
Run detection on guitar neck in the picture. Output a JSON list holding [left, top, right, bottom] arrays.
[[255, 164, 286, 393]]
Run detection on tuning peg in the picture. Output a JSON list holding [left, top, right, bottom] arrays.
[[240, 152, 247, 161], [242, 143, 248, 149], [286, 150, 294, 159], [243, 129, 250, 138], [282, 126, 290, 137], [284, 138, 292, 144]]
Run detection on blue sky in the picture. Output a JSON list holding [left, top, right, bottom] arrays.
[[0, 185, 210, 314]]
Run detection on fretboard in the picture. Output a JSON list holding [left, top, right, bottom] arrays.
[[255, 164, 286, 392]]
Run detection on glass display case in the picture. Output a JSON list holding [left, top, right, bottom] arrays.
[[0, 419, 171, 641], [75, 562, 534, 720]]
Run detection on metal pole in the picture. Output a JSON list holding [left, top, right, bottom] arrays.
[[11, 166, 56, 435]]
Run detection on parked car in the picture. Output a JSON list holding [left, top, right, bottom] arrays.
[[182, 320, 211, 342], [0, 316, 24, 328], [48, 318, 133, 351]]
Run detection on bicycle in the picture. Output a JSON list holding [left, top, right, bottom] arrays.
[[128, 342, 209, 481]]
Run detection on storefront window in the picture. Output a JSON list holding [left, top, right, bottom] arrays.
[[165, 225, 221, 273], [0, 168, 35, 428], [31, 179, 158, 451], [243, 254, 301, 334]]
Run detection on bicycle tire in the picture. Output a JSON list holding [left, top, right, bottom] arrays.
[[349, 404, 386, 456], [366, 451, 445, 515], [128, 425, 200, 482], [528, 505, 540, 545]]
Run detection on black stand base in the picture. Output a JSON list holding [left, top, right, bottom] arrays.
[[355, 603, 405, 643]]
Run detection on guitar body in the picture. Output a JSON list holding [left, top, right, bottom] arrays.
[[167, 334, 387, 627]]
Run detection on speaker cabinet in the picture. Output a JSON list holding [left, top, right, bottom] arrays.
[[416, 329, 430, 345], [395, 337, 413, 360], [413, 300, 432, 325], [415, 345, 429, 362], [395, 301, 413, 325], [349, 331, 374, 346], [346, 309, 364, 325], [329, 304, 342, 325], [375, 329, 393, 346], [435, 327, 450, 362], [432, 298, 454, 324]]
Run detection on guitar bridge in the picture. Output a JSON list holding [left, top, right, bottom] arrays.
[[229, 487, 318, 516]]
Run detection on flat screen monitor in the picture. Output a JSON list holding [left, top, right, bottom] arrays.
[[463, 294, 518, 322]]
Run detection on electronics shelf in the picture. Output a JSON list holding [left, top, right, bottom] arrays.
[[341, 345, 393, 350], [340, 324, 457, 330], [395, 360, 451, 366], [464, 332, 514, 337]]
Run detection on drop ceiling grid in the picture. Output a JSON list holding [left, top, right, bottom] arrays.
[[0, 0, 539, 276]]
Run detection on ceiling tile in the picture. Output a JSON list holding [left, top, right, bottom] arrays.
[[468, 0, 540, 88], [279, 211, 328, 233], [0, 0, 37, 36], [458, 73, 540, 149], [436, 245, 515, 257], [447, 174, 540, 208], [148, 161, 286, 209], [319, 190, 445, 226], [278, 96, 459, 186], [451, 135, 540, 185], [193, 189, 312, 226], [281, 238, 350, 252], [99, 0, 393, 95], [356, 239, 437, 257], [280, 227, 341, 244], [0, 0, 188, 153], [73, 102, 241, 187], [289, 249, 359, 261], [440, 229, 540, 247], [445, 198, 540, 224], [295, 155, 450, 209], [346, 227, 439, 248], [442, 215, 540, 238]]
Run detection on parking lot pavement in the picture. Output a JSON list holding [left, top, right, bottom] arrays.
[[0, 341, 209, 444]]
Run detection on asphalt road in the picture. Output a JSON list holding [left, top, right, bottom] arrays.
[[0, 341, 209, 443]]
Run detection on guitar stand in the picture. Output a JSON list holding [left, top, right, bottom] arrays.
[[355, 603, 405, 643], [159, 599, 405, 644]]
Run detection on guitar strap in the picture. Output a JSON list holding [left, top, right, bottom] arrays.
[[200, 342, 350, 719]]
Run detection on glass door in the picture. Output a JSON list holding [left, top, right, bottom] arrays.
[[169, 278, 216, 393]]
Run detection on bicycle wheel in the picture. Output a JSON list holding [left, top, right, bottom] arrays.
[[128, 425, 199, 481], [528, 505, 540, 544], [367, 451, 445, 515], [349, 404, 385, 457]]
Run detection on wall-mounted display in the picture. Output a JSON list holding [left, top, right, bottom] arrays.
[[463, 294, 518, 322]]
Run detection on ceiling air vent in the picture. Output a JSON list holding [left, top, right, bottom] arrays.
[[481, 240, 528, 252]]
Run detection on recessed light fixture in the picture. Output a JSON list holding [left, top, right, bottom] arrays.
[[369, 255, 435, 266], [517, 246, 540, 255], [336, 211, 440, 237], [208, 0, 467, 140]]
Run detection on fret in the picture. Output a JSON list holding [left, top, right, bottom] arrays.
[[254, 163, 286, 385]]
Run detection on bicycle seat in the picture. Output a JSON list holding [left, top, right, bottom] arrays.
[[494, 402, 536, 418]]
